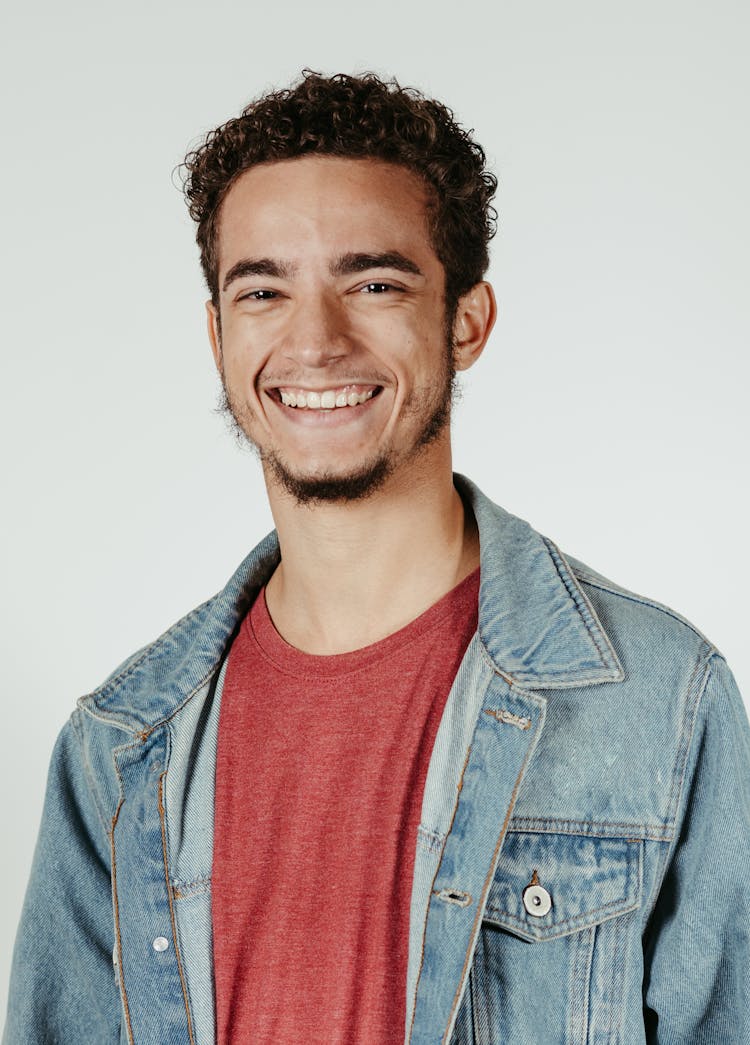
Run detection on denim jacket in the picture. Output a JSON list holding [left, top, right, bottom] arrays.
[[5, 475, 750, 1044]]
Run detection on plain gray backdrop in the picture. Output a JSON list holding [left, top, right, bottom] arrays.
[[2, 0, 748, 1019]]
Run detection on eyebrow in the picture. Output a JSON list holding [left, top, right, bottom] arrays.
[[222, 251, 423, 292], [222, 257, 296, 291], [329, 251, 424, 278]]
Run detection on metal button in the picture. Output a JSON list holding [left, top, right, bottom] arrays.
[[523, 883, 552, 917], [152, 936, 170, 952]]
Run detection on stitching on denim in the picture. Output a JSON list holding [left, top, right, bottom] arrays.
[[486, 837, 643, 943], [513, 670, 621, 687], [580, 926, 595, 1041], [71, 710, 111, 840], [571, 569, 716, 649], [77, 702, 144, 734], [79, 575, 268, 732], [665, 649, 713, 824], [641, 651, 713, 928], [82, 647, 228, 740], [476, 626, 620, 687], [92, 598, 217, 699], [484, 707, 532, 730], [110, 736, 158, 1044], [543, 537, 621, 672], [484, 894, 640, 940], [409, 736, 476, 1043], [158, 773, 197, 1045], [568, 923, 594, 1043], [81, 657, 219, 738], [416, 826, 445, 854], [507, 817, 673, 841], [172, 875, 212, 900], [109, 790, 134, 1045], [607, 904, 630, 1041], [441, 707, 545, 1043], [171, 873, 212, 889]]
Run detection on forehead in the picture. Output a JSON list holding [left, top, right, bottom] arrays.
[[216, 156, 436, 275]]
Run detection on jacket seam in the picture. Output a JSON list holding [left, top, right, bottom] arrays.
[[543, 538, 622, 673], [70, 710, 111, 841], [79, 660, 221, 739], [158, 772, 197, 1045], [507, 818, 673, 842], [76, 703, 144, 735], [485, 894, 639, 935], [408, 735, 474, 1044], [110, 740, 142, 1045], [663, 647, 713, 825], [90, 598, 216, 701], [641, 647, 714, 926], [572, 569, 716, 649], [110, 794, 135, 1045]]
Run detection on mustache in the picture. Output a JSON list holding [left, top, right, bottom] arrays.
[[258, 366, 391, 388]]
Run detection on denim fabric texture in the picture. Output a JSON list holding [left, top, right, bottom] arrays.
[[5, 475, 750, 1044]]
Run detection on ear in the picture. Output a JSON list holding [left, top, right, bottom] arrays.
[[452, 282, 497, 372], [206, 300, 223, 375]]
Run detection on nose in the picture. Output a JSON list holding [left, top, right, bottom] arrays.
[[282, 290, 353, 368]]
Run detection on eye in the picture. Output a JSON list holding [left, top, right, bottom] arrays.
[[360, 282, 396, 294], [238, 289, 278, 302]]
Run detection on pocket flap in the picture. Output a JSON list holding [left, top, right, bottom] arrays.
[[483, 831, 643, 942]]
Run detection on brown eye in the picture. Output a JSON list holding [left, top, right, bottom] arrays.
[[239, 289, 277, 301]]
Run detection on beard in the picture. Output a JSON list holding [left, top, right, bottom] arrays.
[[217, 332, 458, 506]]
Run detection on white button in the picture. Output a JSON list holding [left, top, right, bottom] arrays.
[[523, 884, 552, 917], [152, 936, 170, 952]]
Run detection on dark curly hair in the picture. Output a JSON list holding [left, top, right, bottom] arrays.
[[181, 70, 497, 319]]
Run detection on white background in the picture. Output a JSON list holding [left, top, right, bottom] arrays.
[[1, 0, 748, 1020]]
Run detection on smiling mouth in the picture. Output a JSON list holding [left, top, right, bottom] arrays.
[[271, 384, 382, 410]]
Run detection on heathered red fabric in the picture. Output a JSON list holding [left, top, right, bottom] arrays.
[[212, 568, 479, 1045]]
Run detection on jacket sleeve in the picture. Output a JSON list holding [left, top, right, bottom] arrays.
[[642, 652, 750, 1043], [3, 712, 122, 1044]]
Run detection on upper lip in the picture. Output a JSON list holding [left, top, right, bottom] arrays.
[[264, 383, 383, 398]]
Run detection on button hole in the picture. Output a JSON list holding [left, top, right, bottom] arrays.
[[434, 887, 473, 908], [483, 708, 531, 730]]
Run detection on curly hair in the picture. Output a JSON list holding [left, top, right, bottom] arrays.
[[181, 70, 497, 318]]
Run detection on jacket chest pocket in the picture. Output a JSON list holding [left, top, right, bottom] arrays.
[[452, 831, 643, 1045]]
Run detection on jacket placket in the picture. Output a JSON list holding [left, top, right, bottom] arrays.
[[111, 727, 196, 1045], [407, 673, 546, 1044]]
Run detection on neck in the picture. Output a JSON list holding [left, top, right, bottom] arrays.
[[263, 451, 479, 655]]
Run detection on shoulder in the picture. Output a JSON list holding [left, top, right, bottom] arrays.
[[564, 548, 716, 650], [76, 530, 281, 734]]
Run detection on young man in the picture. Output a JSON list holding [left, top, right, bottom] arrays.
[[5, 72, 749, 1044]]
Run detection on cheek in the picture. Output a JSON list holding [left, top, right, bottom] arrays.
[[219, 326, 269, 388]]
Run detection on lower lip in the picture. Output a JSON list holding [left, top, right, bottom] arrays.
[[266, 391, 383, 427]]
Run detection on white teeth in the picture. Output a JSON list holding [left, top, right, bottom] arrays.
[[279, 388, 376, 409]]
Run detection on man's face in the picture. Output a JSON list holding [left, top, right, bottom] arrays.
[[208, 155, 458, 505]]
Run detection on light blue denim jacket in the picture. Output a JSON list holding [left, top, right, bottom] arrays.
[[5, 476, 750, 1044]]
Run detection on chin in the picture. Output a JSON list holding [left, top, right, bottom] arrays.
[[263, 451, 393, 506]]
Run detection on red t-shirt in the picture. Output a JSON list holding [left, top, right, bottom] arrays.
[[212, 569, 480, 1044]]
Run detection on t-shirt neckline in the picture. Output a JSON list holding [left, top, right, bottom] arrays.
[[245, 567, 480, 680]]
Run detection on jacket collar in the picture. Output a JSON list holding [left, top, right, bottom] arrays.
[[79, 474, 622, 733], [456, 475, 623, 689]]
